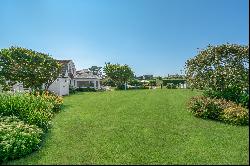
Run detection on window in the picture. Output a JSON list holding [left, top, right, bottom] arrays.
[[77, 81, 92, 87]]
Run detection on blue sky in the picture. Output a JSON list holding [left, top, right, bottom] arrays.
[[0, 0, 248, 76]]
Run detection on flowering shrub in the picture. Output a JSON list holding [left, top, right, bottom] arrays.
[[185, 44, 249, 107], [187, 96, 233, 120], [0, 91, 63, 162], [221, 105, 249, 125], [204, 87, 249, 108], [0, 116, 43, 163], [187, 96, 248, 125], [31, 90, 63, 113], [185, 44, 249, 92], [0, 93, 56, 130]]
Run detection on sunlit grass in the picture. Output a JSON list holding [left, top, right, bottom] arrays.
[[7, 89, 249, 165]]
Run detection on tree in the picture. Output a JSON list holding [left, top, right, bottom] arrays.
[[128, 79, 143, 86], [185, 43, 249, 104], [103, 62, 134, 89], [0, 46, 62, 90], [89, 66, 102, 76]]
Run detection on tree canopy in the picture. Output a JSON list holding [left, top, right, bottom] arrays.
[[185, 44, 249, 92], [0, 46, 62, 90], [185, 44, 249, 105], [88, 66, 102, 76], [103, 62, 134, 89]]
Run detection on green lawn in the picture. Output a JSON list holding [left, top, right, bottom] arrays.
[[6, 89, 249, 165]]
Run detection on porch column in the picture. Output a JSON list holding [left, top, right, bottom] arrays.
[[94, 80, 97, 89], [98, 80, 100, 89]]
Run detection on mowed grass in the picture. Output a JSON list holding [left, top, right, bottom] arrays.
[[7, 89, 249, 165]]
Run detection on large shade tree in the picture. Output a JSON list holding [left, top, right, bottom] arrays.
[[103, 62, 134, 89], [185, 43, 249, 105], [0, 46, 62, 90]]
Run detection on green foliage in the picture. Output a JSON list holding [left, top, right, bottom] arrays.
[[7, 89, 248, 165], [185, 44, 249, 103], [155, 78, 163, 86], [0, 93, 61, 130], [0, 116, 43, 163], [162, 79, 186, 86], [221, 105, 249, 125], [69, 85, 77, 94], [164, 74, 185, 79], [88, 66, 102, 76], [204, 87, 249, 108], [30, 90, 64, 113], [165, 83, 177, 89], [149, 80, 156, 86], [128, 79, 143, 86], [101, 77, 116, 87], [0, 46, 62, 90], [0, 91, 63, 163], [127, 86, 148, 90], [187, 96, 249, 125], [187, 96, 232, 120], [76, 87, 97, 92], [103, 62, 134, 89]]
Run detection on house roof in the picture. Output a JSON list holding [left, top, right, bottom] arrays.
[[75, 69, 101, 79], [57, 60, 71, 65]]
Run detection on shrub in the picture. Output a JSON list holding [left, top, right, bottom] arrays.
[[69, 85, 77, 94], [188, 96, 231, 120], [76, 87, 97, 92], [239, 92, 249, 108], [31, 90, 64, 113], [187, 96, 249, 125], [204, 87, 249, 108], [166, 83, 177, 89], [0, 116, 43, 163], [221, 105, 249, 125], [185, 44, 249, 95], [127, 86, 149, 90], [163, 79, 186, 86], [0, 93, 54, 130]]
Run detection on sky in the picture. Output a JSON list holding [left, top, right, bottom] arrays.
[[0, 0, 249, 76]]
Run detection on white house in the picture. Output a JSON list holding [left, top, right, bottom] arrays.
[[71, 69, 101, 90], [5, 81, 28, 93], [48, 61, 102, 96], [48, 60, 76, 96], [6, 59, 102, 96]]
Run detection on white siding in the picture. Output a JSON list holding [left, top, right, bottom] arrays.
[[48, 78, 69, 96], [59, 78, 69, 96], [12, 82, 24, 92], [48, 79, 60, 95]]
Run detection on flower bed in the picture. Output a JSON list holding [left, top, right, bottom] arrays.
[[0, 91, 63, 163]]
